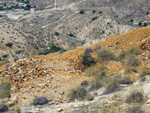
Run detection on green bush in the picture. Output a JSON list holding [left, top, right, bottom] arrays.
[[68, 33, 75, 37], [138, 22, 142, 26], [39, 44, 65, 55], [97, 48, 115, 62], [68, 87, 87, 101], [92, 10, 96, 13], [99, 11, 103, 14], [146, 11, 149, 15], [125, 91, 144, 104], [126, 56, 140, 67], [117, 50, 127, 61], [2, 54, 8, 58], [127, 48, 141, 55], [5, 42, 13, 48], [91, 16, 98, 21], [143, 23, 148, 27], [103, 76, 121, 94], [85, 93, 94, 101], [82, 48, 96, 67], [130, 19, 134, 23], [79, 10, 85, 14], [54, 32, 59, 36]]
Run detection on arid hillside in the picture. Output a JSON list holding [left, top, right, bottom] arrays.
[[0, 27, 150, 112], [1, 0, 150, 65]]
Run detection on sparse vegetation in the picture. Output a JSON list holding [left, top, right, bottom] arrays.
[[85, 93, 94, 101], [127, 106, 144, 113], [139, 69, 150, 78], [39, 44, 64, 55], [85, 63, 105, 76], [103, 76, 121, 94], [125, 55, 140, 67], [127, 48, 141, 56], [125, 88, 144, 104], [68, 87, 88, 101], [124, 66, 138, 74], [97, 48, 115, 62]]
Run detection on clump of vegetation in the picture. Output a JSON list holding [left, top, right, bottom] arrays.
[[82, 48, 96, 67], [39, 44, 65, 55], [143, 23, 148, 27], [117, 50, 127, 61], [139, 68, 150, 78], [68, 87, 88, 101], [130, 19, 134, 23], [125, 56, 140, 67], [16, 107, 21, 113], [103, 76, 121, 94], [54, 32, 59, 36], [2, 54, 8, 58], [124, 66, 138, 74], [85, 63, 105, 76], [79, 10, 85, 14], [92, 10, 96, 13], [127, 48, 141, 56], [97, 48, 115, 62], [81, 81, 89, 87], [91, 16, 98, 21], [85, 93, 94, 101], [138, 22, 142, 26], [146, 11, 149, 15], [68, 33, 76, 37], [5, 42, 13, 48], [0, 81, 11, 99], [125, 89, 144, 104], [99, 11, 103, 14], [127, 106, 144, 113]]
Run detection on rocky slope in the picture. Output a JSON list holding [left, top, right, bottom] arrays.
[[0, 26, 150, 112], [1, 0, 150, 64]]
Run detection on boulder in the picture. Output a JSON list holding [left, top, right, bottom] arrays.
[[0, 105, 9, 112], [33, 96, 49, 105]]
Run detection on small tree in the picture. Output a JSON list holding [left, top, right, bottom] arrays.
[[138, 22, 142, 26], [130, 19, 134, 23], [82, 48, 96, 67], [92, 10, 96, 13]]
